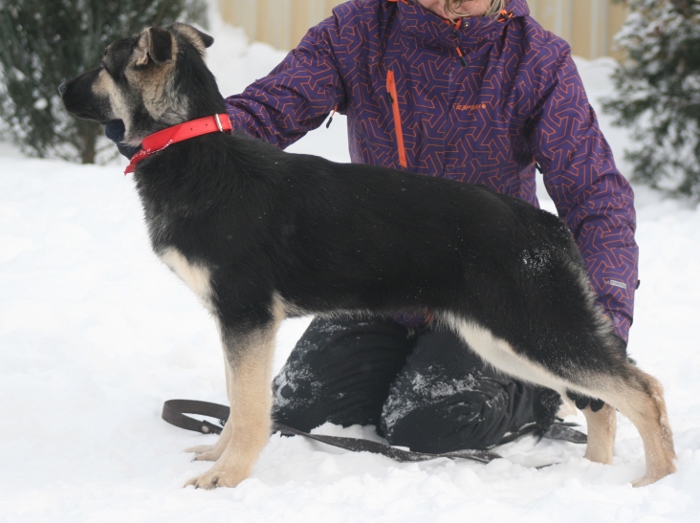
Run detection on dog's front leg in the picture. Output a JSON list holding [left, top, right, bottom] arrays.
[[185, 323, 279, 489], [186, 362, 236, 461]]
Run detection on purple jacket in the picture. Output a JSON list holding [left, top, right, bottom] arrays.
[[225, 0, 638, 342]]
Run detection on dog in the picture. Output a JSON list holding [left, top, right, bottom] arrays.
[[59, 23, 676, 489]]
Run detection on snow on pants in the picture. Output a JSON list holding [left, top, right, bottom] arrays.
[[271, 316, 546, 452]]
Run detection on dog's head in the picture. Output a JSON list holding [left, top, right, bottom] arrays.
[[60, 23, 223, 146]]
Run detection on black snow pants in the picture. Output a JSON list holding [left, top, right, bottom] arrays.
[[272, 316, 560, 452]]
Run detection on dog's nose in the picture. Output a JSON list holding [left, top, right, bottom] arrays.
[[58, 82, 66, 96]]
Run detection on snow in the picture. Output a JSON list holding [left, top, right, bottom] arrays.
[[2, 14, 700, 523]]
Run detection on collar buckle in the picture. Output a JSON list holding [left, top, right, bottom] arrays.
[[214, 113, 224, 133]]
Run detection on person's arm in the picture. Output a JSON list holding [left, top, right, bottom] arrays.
[[225, 13, 348, 149], [528, 42, 638, 343]]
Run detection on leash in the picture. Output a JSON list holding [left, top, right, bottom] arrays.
[[162, 399, 586, 466]]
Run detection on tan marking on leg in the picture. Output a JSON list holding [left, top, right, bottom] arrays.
[[582, 403, 616, 465], [583, 364, 676, 486], [186, 296, 287, 489], [610, 370, 676, 487], [186, 362, 235, 461]]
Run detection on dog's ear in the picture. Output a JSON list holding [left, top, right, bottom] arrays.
[[191, 27, 214, 49], [135, 27, 173, 66], [169, 23, 214, 53]]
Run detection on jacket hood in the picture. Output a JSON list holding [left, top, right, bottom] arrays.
[[396, 0, 530, 48]]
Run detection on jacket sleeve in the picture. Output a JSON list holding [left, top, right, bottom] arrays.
[[528, 43, 638, 343], [224, 14, 347, 149]]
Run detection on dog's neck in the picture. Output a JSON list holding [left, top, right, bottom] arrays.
[[124, 113, 232, 174], [123, 98, 228, 148]]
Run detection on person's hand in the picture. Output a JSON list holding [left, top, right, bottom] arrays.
[[566, 391, 605, 412], [105, 120, 141, 159]]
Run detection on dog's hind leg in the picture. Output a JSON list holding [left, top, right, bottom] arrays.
[[608, 365, 676, 487], [580, 363, 676, 487], [441, 313, 675, 485], [581, 403, 616, 465]]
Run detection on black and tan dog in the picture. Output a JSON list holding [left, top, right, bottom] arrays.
[[60, 23, 675, 489]]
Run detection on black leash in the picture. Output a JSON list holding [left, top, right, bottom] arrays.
[[162, 399, 230, 435], [162, 399, 586, 465]]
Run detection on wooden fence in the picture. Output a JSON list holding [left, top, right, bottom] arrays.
[[219, 0, 629, 59]]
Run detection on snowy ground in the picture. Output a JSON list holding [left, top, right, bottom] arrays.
[[2, 14, 700, 523]]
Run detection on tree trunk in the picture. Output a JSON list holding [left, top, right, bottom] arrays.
[[78, 120, 100, 164]]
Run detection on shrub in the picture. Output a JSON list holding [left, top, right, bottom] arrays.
[[603, 0, 700, 197], [0, 0, 206, 163]]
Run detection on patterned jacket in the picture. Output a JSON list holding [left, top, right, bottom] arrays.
[[225, 0, 638, 342]]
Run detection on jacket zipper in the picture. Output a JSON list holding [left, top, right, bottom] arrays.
[[386, 69, 408, 169], [450, 18, 467, 67]]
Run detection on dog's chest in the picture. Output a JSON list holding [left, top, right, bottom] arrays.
[[158, 247, 215, 312]]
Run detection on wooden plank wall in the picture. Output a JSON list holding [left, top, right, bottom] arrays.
[[219, 0, 628, 59]]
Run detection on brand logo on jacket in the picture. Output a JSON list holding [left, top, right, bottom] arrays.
[[456, 102, 487, 111]]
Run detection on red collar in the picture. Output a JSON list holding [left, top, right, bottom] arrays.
[[124, 113, 232, 174]]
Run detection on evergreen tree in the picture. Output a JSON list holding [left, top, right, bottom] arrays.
[[0, 0, 206, 164], [604, 0, 700, 197]]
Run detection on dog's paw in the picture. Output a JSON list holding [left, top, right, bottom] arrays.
[[632, 467, 676, 488], [184, 468, 246, 489], [632, 475, 658, 488], [632, 457, 677, 487]]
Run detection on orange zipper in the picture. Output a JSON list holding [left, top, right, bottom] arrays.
[[386, 69, 408, 169]]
